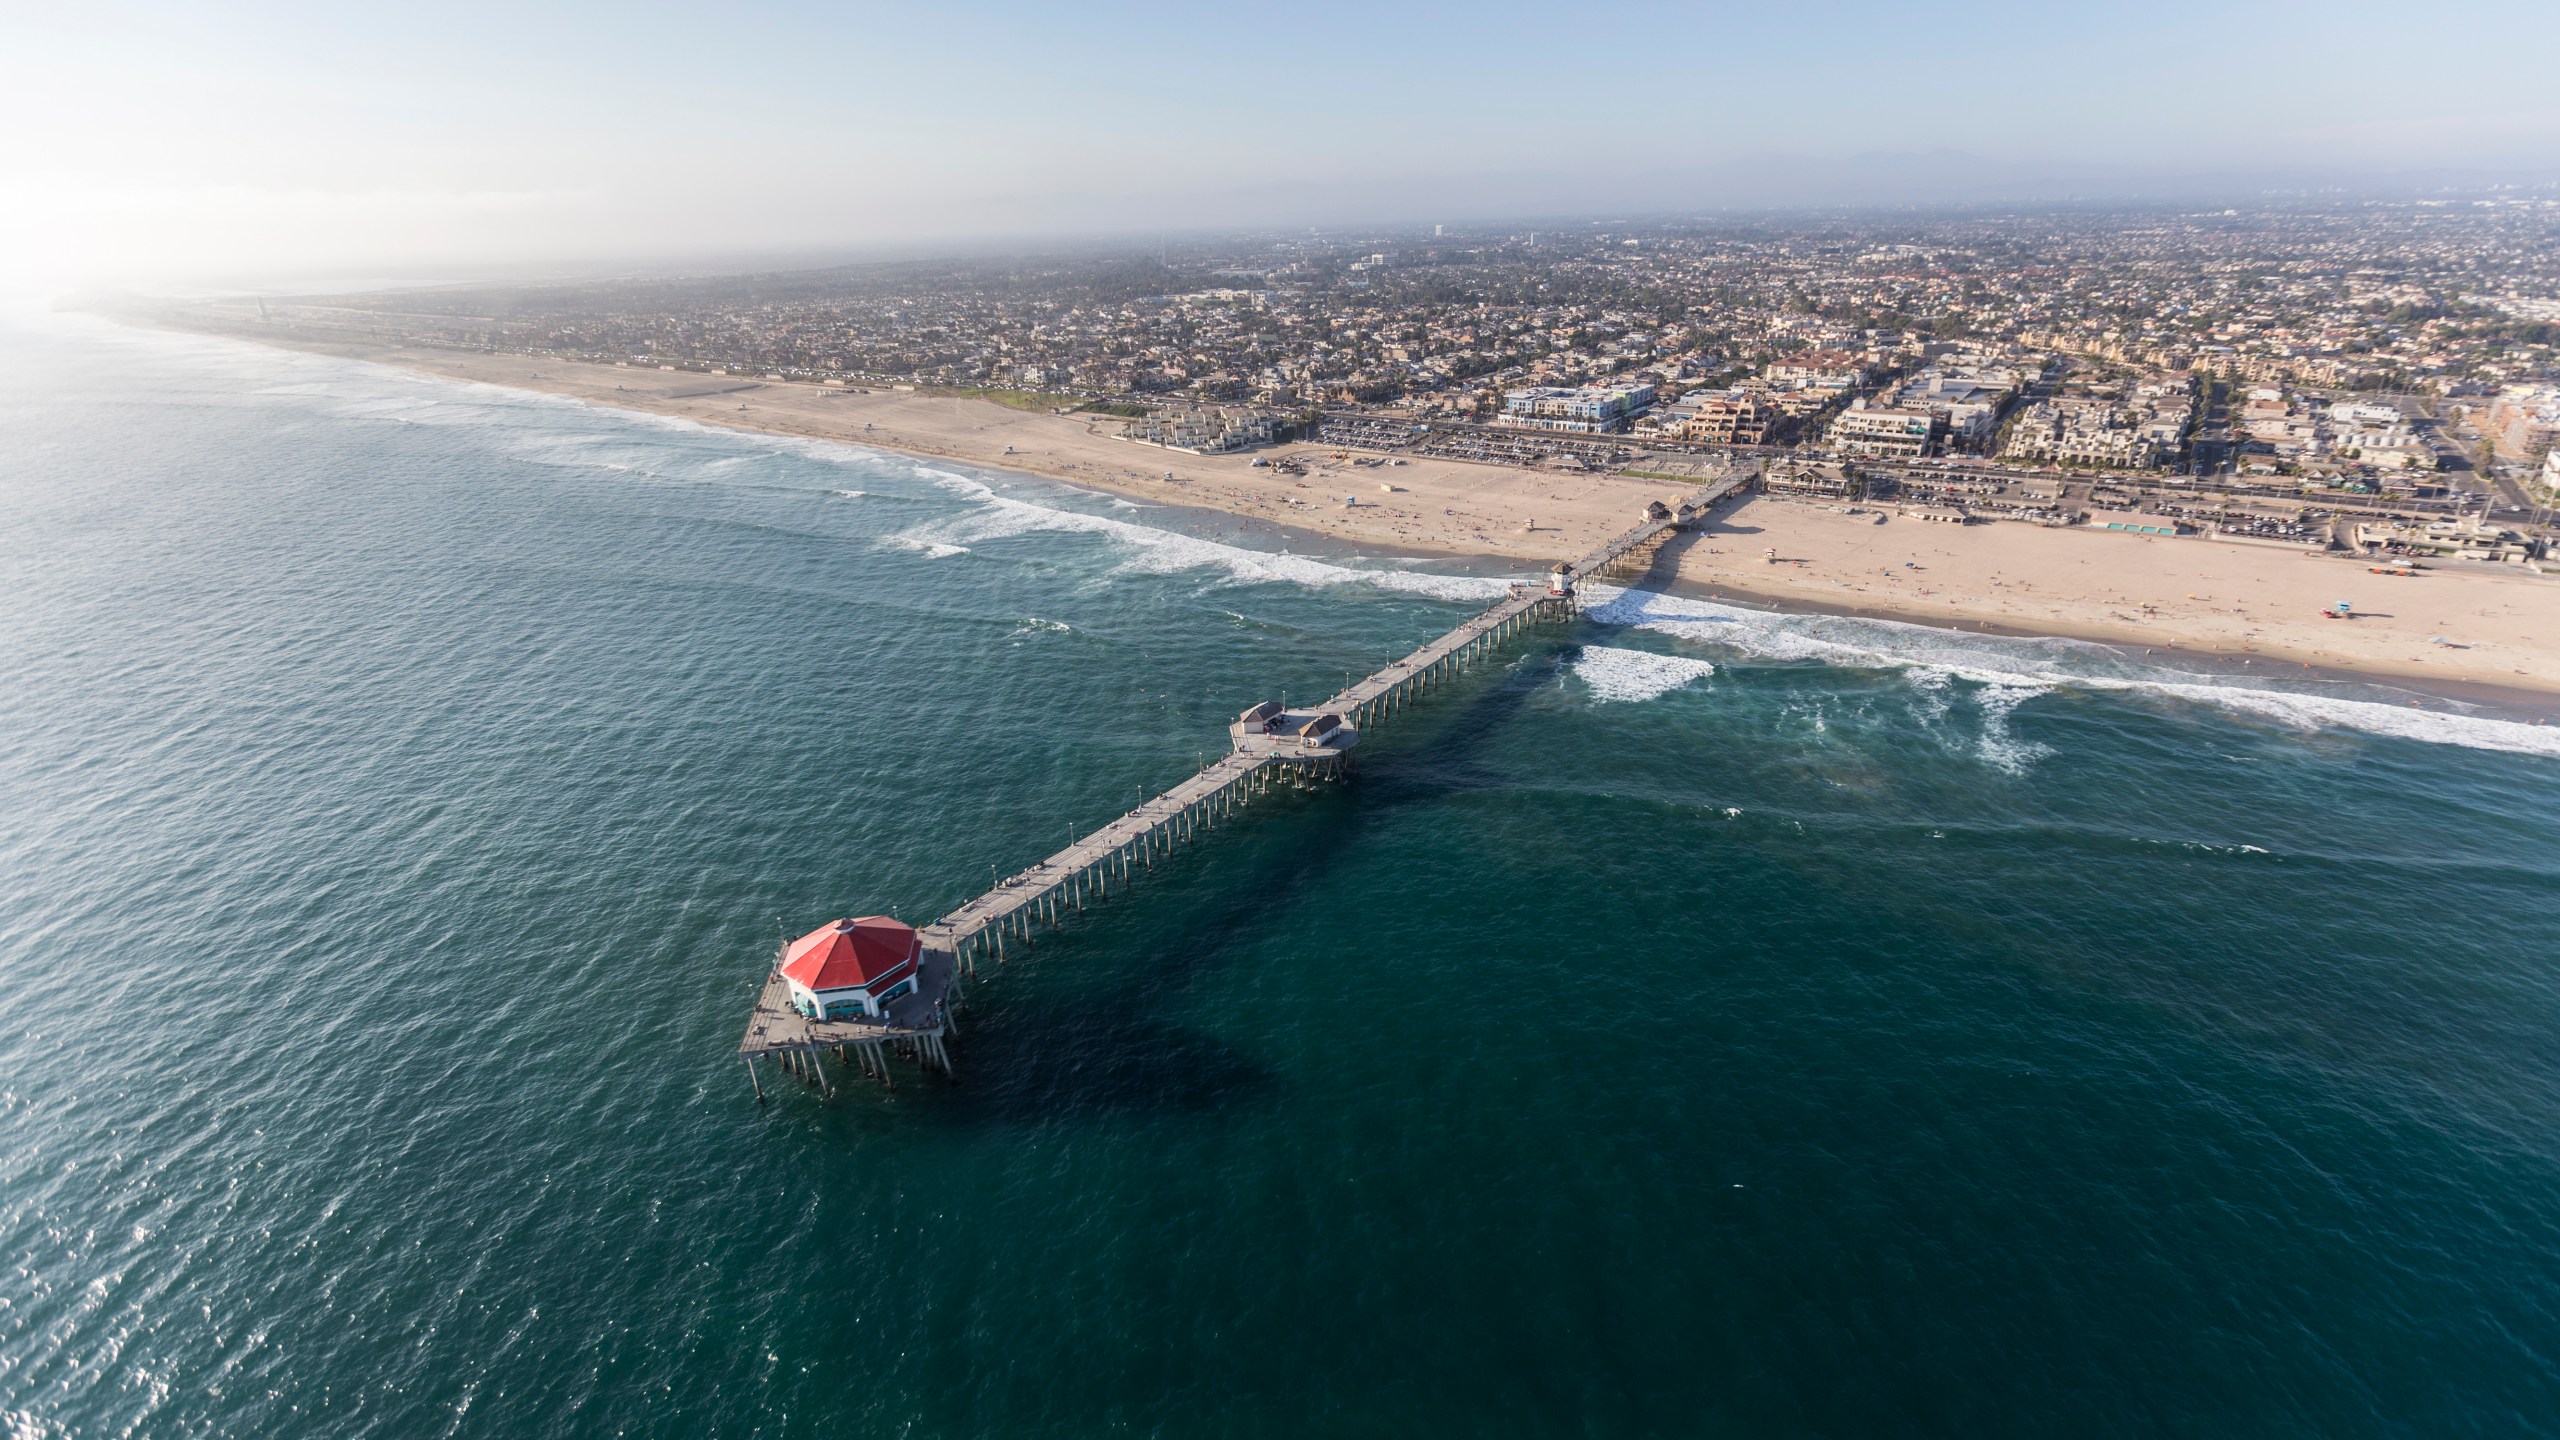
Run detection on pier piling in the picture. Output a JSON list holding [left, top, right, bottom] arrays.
[[741, 473, 1747, 1097]]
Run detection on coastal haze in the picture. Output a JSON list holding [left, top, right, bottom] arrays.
[[9, 3, 2560, 1437], [142, 204, 2560, 696], [7, 0, 2559, 286]]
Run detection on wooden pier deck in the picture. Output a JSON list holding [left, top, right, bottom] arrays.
[[739, 467, 1751, 1095], [1327, 469, 1748, 726], [736, 951, 959, 1098], [918, 747, 1282, 973]]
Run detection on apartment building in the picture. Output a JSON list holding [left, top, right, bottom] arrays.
[[1672, 390, 1778, 445], [1764, 351, 1873, 392], [1828, 402, 1943, 459], [1496, 383, 1656, 434], [1890, 359, 2028, 450], [2002, 398, 2162, 468], [1120, 406, 1281, 453], [2488, 384, 2560, 460]]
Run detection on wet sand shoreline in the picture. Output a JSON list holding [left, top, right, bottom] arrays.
[[183, 329, 2560, 714]]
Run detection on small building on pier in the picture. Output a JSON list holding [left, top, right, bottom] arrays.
[[1230, 701, 1357, 765], [781, 916, 922, 1021]]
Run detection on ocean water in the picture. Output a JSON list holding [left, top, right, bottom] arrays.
[[5, 316, 2560, 1439]]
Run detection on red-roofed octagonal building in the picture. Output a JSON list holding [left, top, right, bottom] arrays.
[[780, 916, 922, 1022]]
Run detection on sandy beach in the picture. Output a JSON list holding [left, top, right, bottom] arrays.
[[301, 344, 1700, 564], [1662, 498, 2560, 699], [233, 340, 2560, 704]]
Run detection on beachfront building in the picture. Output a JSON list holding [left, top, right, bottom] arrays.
[[780, 915, 923, 1022], [1121, 406, 1282, 454], [1673, 390, 1778, 446], [1880, 354, 2034, 451], [1763, 461, 1861, 499], [2327, 401, 2437, 472], [1827, 402, 1943, 459], [2335, 426, 2437, 471], [1496, 383, 1656, 434], [2002, 397, 2166, 469], [2087, 509, 2184, 536], [2350, 520, 2539, 565]]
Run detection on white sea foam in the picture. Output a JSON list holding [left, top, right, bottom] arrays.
[[2128, 679, 2560, 756], [176, 338, 1510, 606], [1972, 682, 2056, 774], [1572, 647, 1718, 704], [1587, 586, 2560, 759], [886, 478, 1514, 601], [1905, 664, 1954, 726], [228, 366, 2535, 751], [180, 341, 2539, 753]]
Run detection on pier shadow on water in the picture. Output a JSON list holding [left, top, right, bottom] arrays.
[[933, 999, 1272, 1125], [971, 809, 1401, 1125], [843, 594, 1640, 1131], [920, 669, 1555, 1132], [918, 798, 1368, 1128]]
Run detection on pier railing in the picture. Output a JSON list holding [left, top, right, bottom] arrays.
[[740, 468, 1751, 1096]]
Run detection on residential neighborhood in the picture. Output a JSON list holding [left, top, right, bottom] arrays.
[[165, 196, 2560, 557]]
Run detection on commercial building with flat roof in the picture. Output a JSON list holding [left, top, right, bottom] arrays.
[[2087, 509, 2183, 536], [1121, 406, 1282, 453], [1673, 390, 1778, 446], [1829, 403, 1943, 459], [1496, 383, 1656, 434], [1765, 351, 1872, 392]]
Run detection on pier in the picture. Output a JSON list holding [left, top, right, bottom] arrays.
[[740, 469, 1750, 1097]]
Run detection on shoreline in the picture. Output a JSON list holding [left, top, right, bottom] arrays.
[[172, 327, 2560, 714], [193, 329, 1690, 567], [1641, 565, 2560, 723]]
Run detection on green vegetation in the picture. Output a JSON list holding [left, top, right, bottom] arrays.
[[920, 385, 1086, 412]]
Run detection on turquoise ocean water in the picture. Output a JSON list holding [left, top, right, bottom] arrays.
[[5, 316, 2559, 1437]]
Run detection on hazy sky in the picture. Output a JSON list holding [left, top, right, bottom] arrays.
[[7, 0, 2557, 286]]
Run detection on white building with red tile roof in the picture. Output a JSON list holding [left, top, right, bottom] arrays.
[[779, 916, 921, 1021]]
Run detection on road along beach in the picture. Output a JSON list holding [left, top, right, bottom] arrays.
[[197, 336, 2560, 704]]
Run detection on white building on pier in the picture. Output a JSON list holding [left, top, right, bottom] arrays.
[[780, 916, 922, 1021]]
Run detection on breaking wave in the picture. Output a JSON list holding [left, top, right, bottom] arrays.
[[882, 467, 1514, 602], [1572, 646, 1718, 704], [188, 340, 2551, 762], [177, 341, 1512, 606], [1586, 587, 2560, 759], [1973, 682, 2056, 775]]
